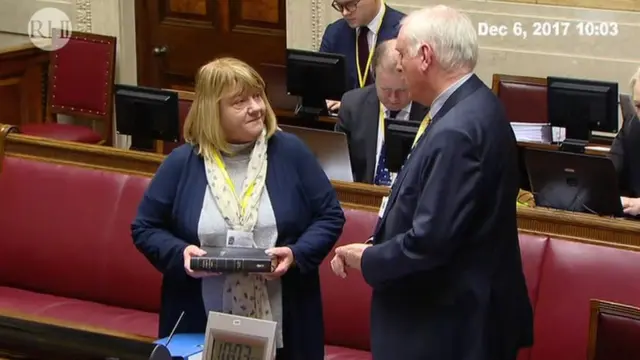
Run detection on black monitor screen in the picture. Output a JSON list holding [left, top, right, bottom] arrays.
[[286, 49, 347, 117], [384, 119, 420, 173], [547, 76, 618, 144], [115, 85, 179, 151]]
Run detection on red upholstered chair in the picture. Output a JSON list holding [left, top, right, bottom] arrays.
[[587, 300, 640, 360], [161, 89, 193, 154], [21, 30, 116, 145], [491, 74, 548, 123]]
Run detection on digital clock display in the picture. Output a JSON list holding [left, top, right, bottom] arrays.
[[211, 340, 264, 360], [203, 311, 276, 360]]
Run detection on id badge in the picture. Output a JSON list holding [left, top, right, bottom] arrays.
[[378, 196, 389, 218], [226, 230, 255, 248]]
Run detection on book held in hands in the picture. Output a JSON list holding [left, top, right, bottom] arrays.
[[190, 247, 276, 273]]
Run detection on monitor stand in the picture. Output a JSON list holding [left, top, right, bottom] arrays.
[[559, 121, 590, 154], [294, 96, 329, 122], [559, 138, 587, 154], [130, 136, 156, 152], [129, 102, 157, 152]]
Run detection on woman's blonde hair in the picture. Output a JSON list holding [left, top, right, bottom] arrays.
[[183, 57, 278, 159]]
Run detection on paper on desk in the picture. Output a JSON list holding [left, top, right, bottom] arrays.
[[585, 145, 610, 152]]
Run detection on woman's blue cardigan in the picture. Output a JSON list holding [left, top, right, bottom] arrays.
[[131, 131, 345, 359]]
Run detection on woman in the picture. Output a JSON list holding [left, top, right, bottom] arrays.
[[131, 57, 345, 359], [610, 68, 640, 216]]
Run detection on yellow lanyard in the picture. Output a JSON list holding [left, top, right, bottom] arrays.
[[412, 114, 432, 148], [378, 102, 387, 139], [212, 151, 256, 216], [355, 3, 387, 88]]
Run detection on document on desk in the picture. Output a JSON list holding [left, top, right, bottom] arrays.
[[510, 122, 552, 143]]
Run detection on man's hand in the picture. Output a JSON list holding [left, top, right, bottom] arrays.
[[334, 243, 372, 271], [183, 245, 221, 278], [263, 247, 294, 280], [621, 197, 640, 216], [330, 253, 348, 278], [326, 100, 341, 113]]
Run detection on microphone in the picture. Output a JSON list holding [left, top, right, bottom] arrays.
[[149, 311, 186, 360]]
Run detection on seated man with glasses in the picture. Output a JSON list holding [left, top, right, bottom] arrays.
[[320, 0, 405, 113]]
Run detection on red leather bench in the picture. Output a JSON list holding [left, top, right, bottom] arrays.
[[320, 209, 640, 360], [0, 156, 160, 339], [2, 153, 640, 360]]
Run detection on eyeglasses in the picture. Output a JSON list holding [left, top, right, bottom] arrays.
[[331, 0, 361, 13]]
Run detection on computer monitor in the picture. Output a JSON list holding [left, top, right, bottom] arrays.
[[278, 125, 353, 182], [547, 76, 618, 153], [384, 118, 420, 173], [114, 85, 180, 152], [524, 148, 623, 217], [286, 49, 347, 120]]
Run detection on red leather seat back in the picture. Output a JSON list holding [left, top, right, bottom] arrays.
[[594, 310, 640, 360], [516, 233, 548, 360], [163, 97, 192, 154], [0, 157, 161, 312], [498, 82, 548, 123], [531, 238, 640, 360], [100, 175, 161, 312], [518, 234, 548, 310], [319, 208, 378, 351]]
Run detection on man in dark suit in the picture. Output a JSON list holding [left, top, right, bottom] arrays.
[[610, 68, 640, 216], [330, 6, 533, 360], [335, 39, 429, 185], [320, 0, 405, 111]]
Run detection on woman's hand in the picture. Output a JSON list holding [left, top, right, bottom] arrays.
[[263, 247, 295, 280], [183, 245, 221, 278]]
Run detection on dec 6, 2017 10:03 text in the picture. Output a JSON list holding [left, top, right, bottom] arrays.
[[477, 21, 619, 40]]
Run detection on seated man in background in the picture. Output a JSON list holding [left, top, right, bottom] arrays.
[[320, 0, 405, 112], [335, 39, 429, 185], [610, 66, 640, 216]]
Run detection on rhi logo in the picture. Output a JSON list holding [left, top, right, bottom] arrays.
[[28, 7, 73, 51]]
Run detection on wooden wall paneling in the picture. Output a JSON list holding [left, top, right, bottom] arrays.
[[135, 0, 287, 90], [0, 47, 47, 127]]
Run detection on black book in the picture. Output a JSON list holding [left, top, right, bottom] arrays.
[[190, 247, 275, 273]]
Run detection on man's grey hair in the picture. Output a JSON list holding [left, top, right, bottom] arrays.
[[371, 39, 399, 78], [630, 66, 640, 98], [401, 5, 478, 72]]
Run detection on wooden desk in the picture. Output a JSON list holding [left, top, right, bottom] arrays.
[[2, 129, 639, 248], [0, 310, 155, 360], [0, 33, 47, 128], [518, 141, 610, 156]]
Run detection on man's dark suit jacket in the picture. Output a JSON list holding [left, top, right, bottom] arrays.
[[610, 111, 640, 198], [319, 5, 405, 90], [360, 75, 534, 360], [335, 85, 429, 183]]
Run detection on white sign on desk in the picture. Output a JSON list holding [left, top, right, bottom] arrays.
[[201, 311, 277, 360]]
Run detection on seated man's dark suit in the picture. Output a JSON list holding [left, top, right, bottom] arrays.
[[335, 84, 429, 183], [610, 112, 640, 198], [319, 5, 405, 90], [360, 74, 534, 360]]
